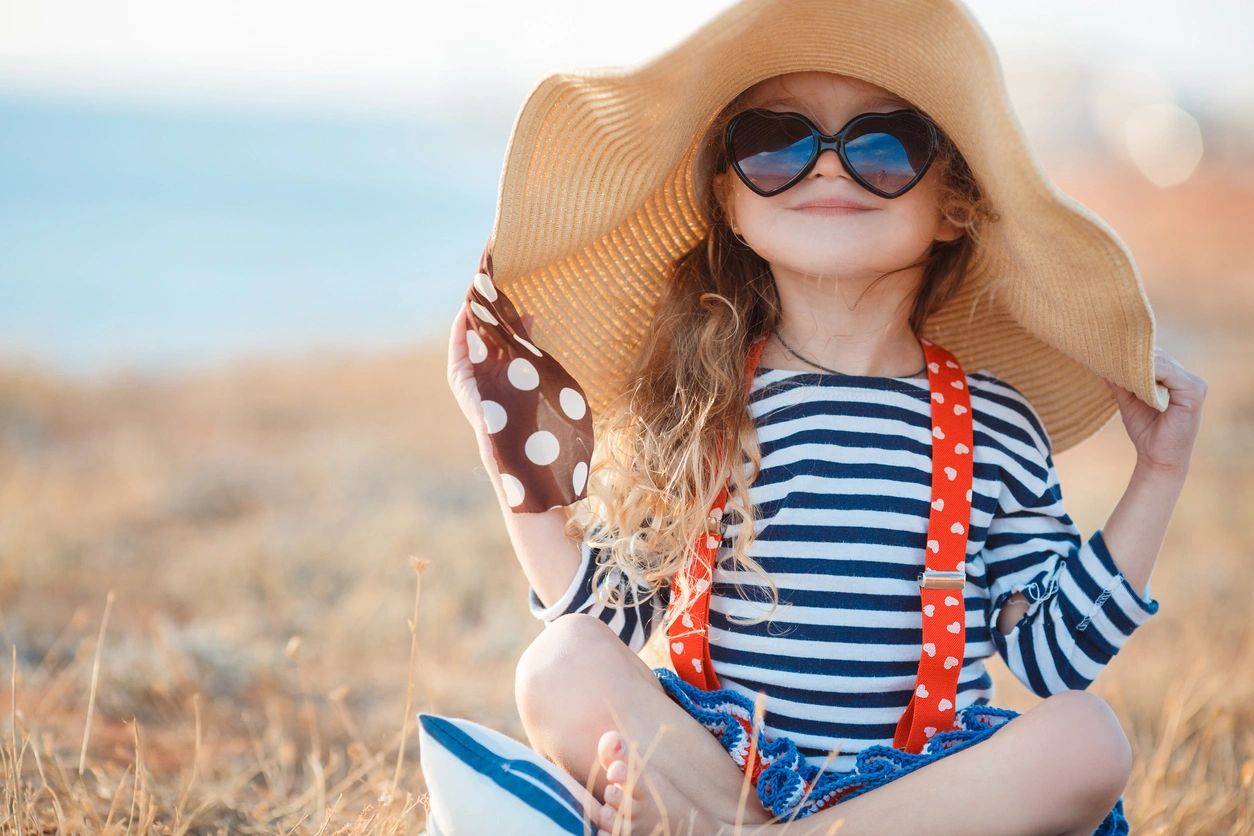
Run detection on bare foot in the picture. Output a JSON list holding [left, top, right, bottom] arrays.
[[594, 728, 714, 836]]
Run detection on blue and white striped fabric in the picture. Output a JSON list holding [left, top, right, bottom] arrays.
[[417, 713, 598, 835], [527, 366, 1160, 774]]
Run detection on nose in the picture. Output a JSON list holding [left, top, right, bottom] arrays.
[[810, 146, 852, 181]]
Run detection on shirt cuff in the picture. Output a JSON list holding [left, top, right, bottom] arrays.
[[1062, 527, 1160, 656], [527, 541, 594, 623]]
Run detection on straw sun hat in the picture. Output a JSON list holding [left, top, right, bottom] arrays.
[[462, 0, 1169, 513]]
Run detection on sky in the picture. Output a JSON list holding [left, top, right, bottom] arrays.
[[1, 1, 1250, 378], [2, 0, 1250, 119]]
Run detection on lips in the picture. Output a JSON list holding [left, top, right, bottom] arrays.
[[793, 199, 875, 210]]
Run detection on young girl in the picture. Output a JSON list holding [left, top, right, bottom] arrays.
[[448, 2, 1206, 834]]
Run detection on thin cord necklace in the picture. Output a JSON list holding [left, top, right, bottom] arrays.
[[773, 328, 927, 378]]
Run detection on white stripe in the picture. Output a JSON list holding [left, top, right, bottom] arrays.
[[525, 367, 1159, 765]]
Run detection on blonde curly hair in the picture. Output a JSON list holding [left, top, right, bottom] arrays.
[[564, 81, 1000, 647]]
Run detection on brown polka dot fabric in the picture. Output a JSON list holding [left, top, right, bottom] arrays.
[[463, 240, 595, 513]]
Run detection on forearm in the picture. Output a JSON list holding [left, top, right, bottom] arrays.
[[1097, 460, 1188, 597], [475, 432, 584, 609]]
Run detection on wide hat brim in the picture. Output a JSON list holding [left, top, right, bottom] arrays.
[[480, 0, 1169, 455]]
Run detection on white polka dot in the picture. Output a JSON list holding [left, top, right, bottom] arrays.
[[933, 426, 945, 440], [928, 362, 940, 373], [507, 357, 539, 390], [916, 684, 929, 698], [945, 359, 958, 369], [525, 430, 560, 465], [924, 726, 937, 738], [953, 442, 970, 455], [932, 392, 944, 403], [946, 621, 961, 634], [466, 329, 487, 363], [923, 642, 936, 656], [470, 300, 498, 325], [559, 387, 586, 420], [512, 332, 543, 357], [950, 521, 965, 534], [473, 271, 498, 302], [572, 460, 588, 494], [500, 473, 525, 507], [481, 400, 507, 433], [692, 658, 703, 673], [923, 604, 935, 617], [938, 698, 953, 711], [950, 379, 964, 390], [965, 489, 972, 501], [931, 498, 944, 511], [953, 404, 968, 415], [944, 466, 957, 480]]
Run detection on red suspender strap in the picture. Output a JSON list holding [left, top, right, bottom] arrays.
[[665, 336, 768, 693], [665, 335, 973, 756], [891, 338, 973, 753]]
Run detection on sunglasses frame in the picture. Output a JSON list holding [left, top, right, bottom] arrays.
[[724, 107, 941, 199]]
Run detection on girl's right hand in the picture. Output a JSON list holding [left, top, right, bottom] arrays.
[[447, 299, 489, 436], [446, 298, 531, 440]]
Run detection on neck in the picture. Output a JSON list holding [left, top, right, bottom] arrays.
[[761, 266, 924, 376]]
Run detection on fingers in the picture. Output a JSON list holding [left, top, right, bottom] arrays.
[[448, 298, 468, 363], [1152, 345, 1208, 397]]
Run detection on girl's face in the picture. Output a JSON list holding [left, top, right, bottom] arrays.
[[714, 71, 961, 285]]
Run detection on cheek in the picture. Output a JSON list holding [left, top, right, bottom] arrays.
[[889, 176, 947, 235]]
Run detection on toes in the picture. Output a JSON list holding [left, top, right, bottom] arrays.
[[597, 729, 646, 805], [597, 798, 618, 833], [597, 729, 624, 771], [604, 760, 646, 802]]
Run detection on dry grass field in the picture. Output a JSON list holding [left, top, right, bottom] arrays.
[[1, 158, 1251, 833]]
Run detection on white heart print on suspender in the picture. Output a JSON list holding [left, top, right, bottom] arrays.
[[664, 334, 974, 757]]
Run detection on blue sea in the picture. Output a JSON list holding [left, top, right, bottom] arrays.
[[0, 92, 505, 379]]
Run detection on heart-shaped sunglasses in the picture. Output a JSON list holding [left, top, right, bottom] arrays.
[[724, 107, 940, 199]]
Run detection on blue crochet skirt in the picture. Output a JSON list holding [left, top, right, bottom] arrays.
[[653, 667, 1128, 835]]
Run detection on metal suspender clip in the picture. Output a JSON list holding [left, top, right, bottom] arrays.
[[918, 570, 965, 589]]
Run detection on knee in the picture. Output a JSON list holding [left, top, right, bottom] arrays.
[[514, 613, 627, 724], [1039, 690, 1132, 810]]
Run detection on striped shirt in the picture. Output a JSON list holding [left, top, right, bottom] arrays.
[[527, 365, 1160, 773]]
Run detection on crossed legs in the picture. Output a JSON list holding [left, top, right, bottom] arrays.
[[515, 613, 1131, 835]]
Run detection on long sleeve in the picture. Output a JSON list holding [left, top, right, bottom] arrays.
[[527, 531, 672, 655], [979, 398, 1160, 698]]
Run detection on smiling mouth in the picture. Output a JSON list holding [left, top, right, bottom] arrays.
[[792, 205, 876, 214]]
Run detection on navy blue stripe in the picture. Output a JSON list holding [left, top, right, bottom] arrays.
[[418, 714, 587, 834], [522, 366, 1158, 762]]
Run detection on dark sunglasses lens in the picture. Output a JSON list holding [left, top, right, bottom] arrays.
[[729, 111, 816, 193], [843, 112, 934, 195]]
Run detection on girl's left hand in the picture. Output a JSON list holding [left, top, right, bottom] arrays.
[[1105, 345, 1208, 478]]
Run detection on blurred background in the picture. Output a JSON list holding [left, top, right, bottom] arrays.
[[1, 1, 1251, 832]]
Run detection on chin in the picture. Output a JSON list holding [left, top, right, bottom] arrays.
[[768, 249, 898, 281]]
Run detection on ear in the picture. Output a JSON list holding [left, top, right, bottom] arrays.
[[934, 214, 963, 244]]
